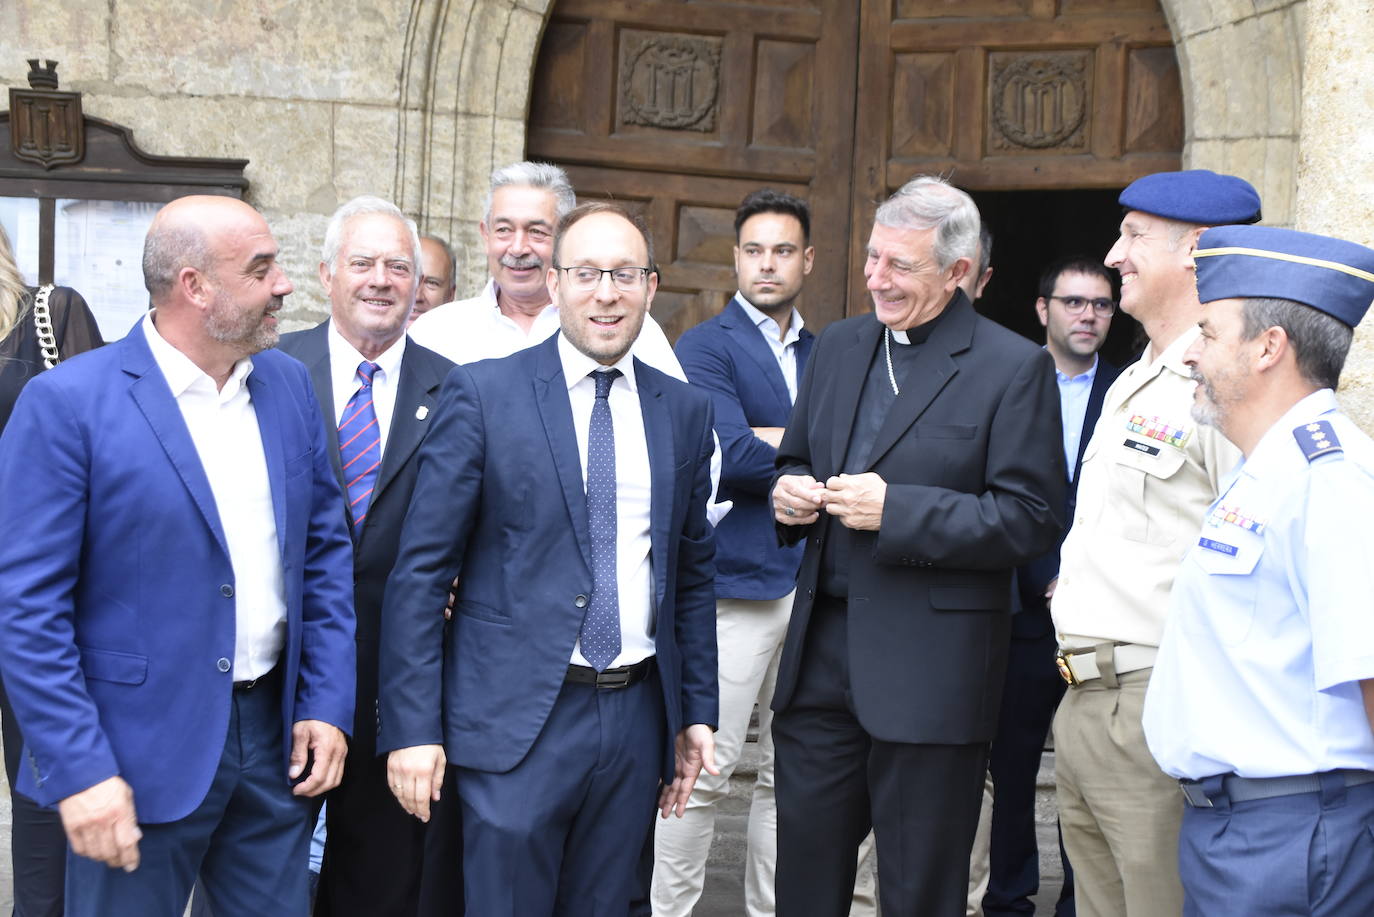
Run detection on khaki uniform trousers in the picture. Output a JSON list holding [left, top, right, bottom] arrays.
[[1053, 666, 1183, 917]]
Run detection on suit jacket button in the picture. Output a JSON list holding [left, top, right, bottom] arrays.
[[574, 595, 588, 608], [220, 584, 234, 597], [217, 657, 231, 673]]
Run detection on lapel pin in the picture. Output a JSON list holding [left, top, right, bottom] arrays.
[[416, 405, 429, 421]]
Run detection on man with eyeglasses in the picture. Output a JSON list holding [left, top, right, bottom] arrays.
[[410, 235, 457, 325], [1049, 170, 1256, 917], [983, 256, 1121, 917], [379, 201, 719, 916]]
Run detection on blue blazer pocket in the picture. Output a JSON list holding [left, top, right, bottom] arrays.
[[78, 647, 149, 685], [914, 424, 977, 439], [455, 601, 511, 626], [284, 449, 313, 479], [929, 585, 1007, 612]]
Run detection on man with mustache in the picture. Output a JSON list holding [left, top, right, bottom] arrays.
[[1049, 171, 1256, 917], [0, 195, 356, 916], [1142, 225, 1374, 916], [408, 161, 679, 371]]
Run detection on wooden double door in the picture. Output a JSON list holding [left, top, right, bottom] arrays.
[[528, 0, 1182, 339]]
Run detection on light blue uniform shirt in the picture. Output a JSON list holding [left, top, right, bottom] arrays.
[[1143, 389, 1374, 780]]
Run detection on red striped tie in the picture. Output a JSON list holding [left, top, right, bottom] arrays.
[[338, 361, 381, 533]]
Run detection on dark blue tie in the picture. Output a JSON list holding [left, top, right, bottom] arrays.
[[338, 361, 382, 534], [580, 368, 622, 671]]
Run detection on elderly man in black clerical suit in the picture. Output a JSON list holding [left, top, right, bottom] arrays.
[[770, 175, 1066, 916]]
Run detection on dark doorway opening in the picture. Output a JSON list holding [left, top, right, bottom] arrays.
[[969, 188, 1145, 369]]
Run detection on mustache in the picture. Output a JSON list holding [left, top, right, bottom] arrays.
[[500, 253, 543, 271]]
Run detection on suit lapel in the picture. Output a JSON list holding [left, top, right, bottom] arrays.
[[637, 362, 673, 610], [533, 337, 593, 569], [373, 343, 446, 504], [123, 334, 232, 559], [794, 328, 815, 395], [246, 366, 289, 557], [1076, 360, 1116, 475], [863, 297, 974, 470], [721, 299, 792, 411], [297, 324, 344, 492], [830, 320, 882, 471]]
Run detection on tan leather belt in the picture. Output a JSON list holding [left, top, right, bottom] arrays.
[[1056, 642, 1157, 686]]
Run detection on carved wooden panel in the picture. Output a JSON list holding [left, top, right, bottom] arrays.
[[618, 31, 723, 135], [1124, 46, 1184, 152], [752, 40, 816, 150], [987, 51, 1091, 153], [891, 53, 956, 157]]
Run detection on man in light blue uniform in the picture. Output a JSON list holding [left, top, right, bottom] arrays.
[[1142, 223, 1374, 916]]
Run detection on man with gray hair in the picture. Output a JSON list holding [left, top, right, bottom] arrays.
[[277, 195, 456, 917], [770, 175, 1065, 915], [409, 160, 678, 371]]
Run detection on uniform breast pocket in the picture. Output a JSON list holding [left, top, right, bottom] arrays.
[[1112, 441, 1187, 545], [1185, 534, 1263, 645]]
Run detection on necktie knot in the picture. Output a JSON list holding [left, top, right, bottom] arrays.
[[592, 368, 620, 400], [356, 361, 379, 386]]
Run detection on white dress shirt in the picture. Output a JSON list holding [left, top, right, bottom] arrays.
[[142, 313, 285, 680], [734, 293, 805, 404], [327, 320, 406, 454], [558, 333, 655, 669]]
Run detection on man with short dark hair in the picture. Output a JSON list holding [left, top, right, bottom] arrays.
[[278, 195, 456, 917], [771, 176, 1065, 915], [1143, 224, 1374, 916], [652, 189, 815, 916], [983, 256, 1120, 917], [412, 235, 457, 324], [0, 195, 356, 917], [380, 202, 720, 916]]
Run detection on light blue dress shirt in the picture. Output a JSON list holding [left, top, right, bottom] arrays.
[[734, 293, 804, 404], [1143, 389, 1374, 780], [1055, 356, 1097, 481]]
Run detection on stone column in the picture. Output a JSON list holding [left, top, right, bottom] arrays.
[[1294, 0, 1374, 431]]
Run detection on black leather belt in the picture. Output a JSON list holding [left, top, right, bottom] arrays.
[[233, 665, 281, 692], [1180, 769, 1374, 807], [565, 657, 654, 690]]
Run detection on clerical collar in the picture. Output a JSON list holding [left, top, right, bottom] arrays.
[[886, 305, 946, 346]]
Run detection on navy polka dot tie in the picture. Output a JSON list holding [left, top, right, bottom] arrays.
[[580, 368, 621, 671]]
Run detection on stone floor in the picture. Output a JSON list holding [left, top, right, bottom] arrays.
[[0, 735, 1064, 915]]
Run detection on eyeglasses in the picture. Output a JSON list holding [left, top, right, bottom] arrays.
[[1050, 295, 1116, 317], [556, 265, 651, 292]]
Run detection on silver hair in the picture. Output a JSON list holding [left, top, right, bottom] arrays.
[[321, 196, 421, 276], [1240, 296, 1353, 390], [874, 175, 981, 271], [484, 161, 576, 223]]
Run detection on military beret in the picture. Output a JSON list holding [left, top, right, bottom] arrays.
[[1194, 224, 1374, 327], [1119, 170, 1261, 225]]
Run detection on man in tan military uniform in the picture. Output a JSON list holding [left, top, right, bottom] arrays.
[[1049, 170, 1259, 917]]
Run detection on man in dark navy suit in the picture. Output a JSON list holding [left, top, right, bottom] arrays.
[[277, 195, 456, 917], [983, 256, 1121, 917], [379, 202, 719, 917], [652, 189, 815, 916]]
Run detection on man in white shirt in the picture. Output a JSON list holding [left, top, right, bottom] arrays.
[[0, 195, 356, 917], [408, 160, 680, 372], [278, 196, 457, 917]]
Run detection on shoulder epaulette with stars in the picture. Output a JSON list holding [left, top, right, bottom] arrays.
[[1293, 420, 1343, 462]]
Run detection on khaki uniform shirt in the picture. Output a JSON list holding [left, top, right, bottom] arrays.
[[1052, 324, 1242, 649]]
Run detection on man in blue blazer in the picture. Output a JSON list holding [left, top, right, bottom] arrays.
[[379, 202, 719, 916], [278, 196, 457, 917], [652, 189, 814, 916], [984, 256, 1122, 917], [0, 195, 356, 917]]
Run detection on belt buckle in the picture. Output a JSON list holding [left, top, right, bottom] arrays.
[[595, 668, 632, 689], [1179, 780, 1215, 808], [1056, 651, 1082, 686]]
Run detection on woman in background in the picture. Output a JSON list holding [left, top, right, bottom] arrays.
[[0, 223, 103, 917]]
